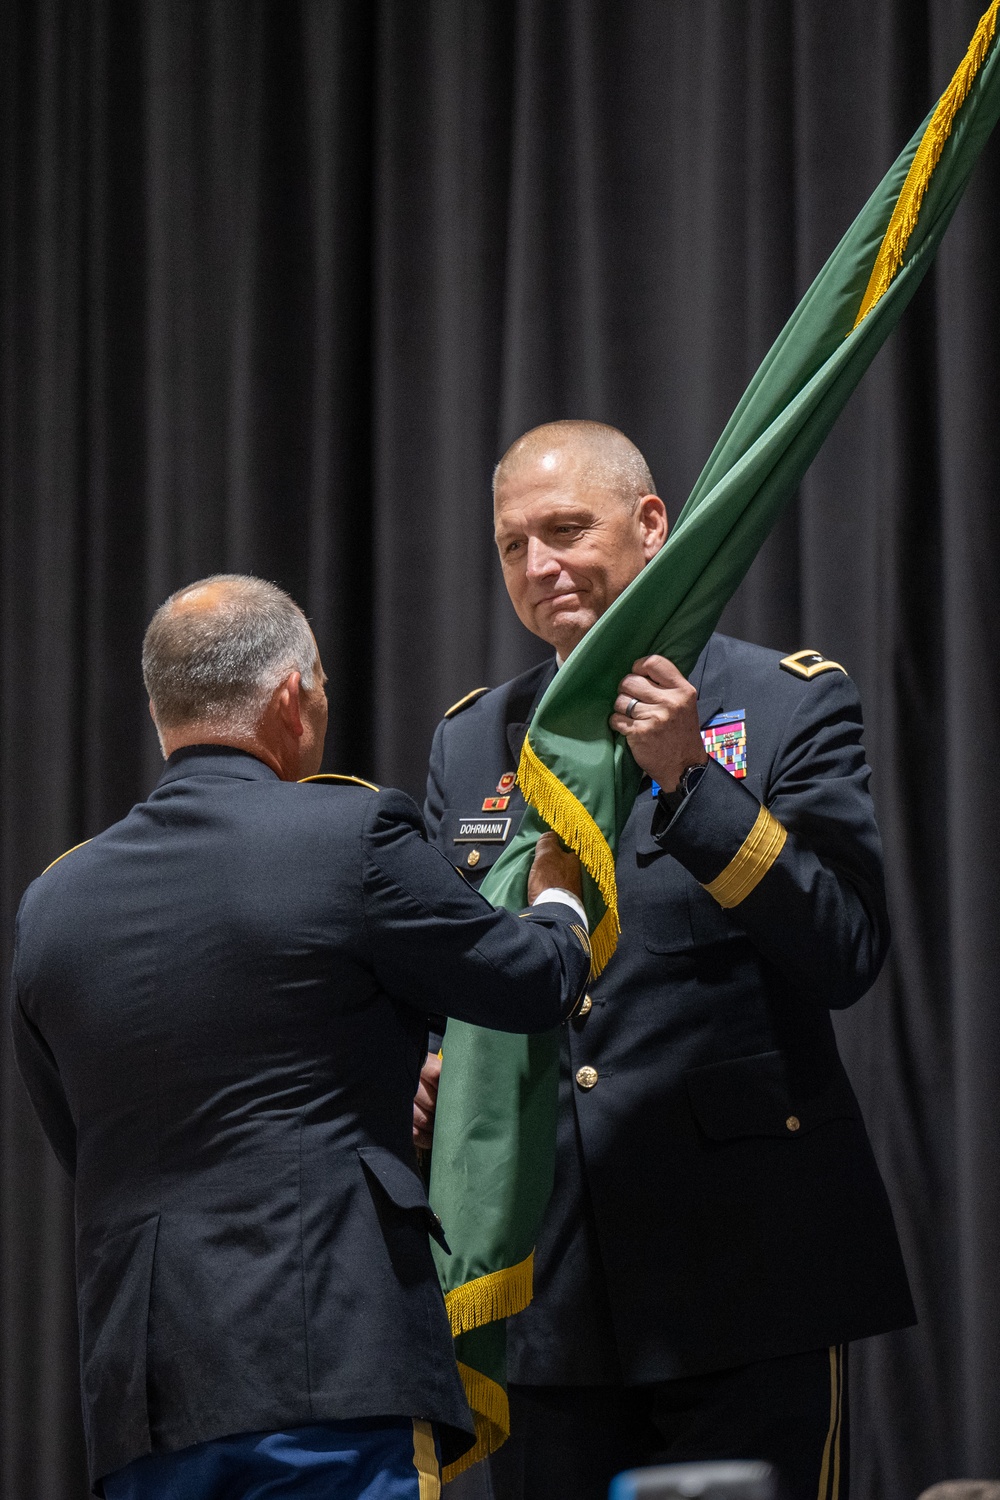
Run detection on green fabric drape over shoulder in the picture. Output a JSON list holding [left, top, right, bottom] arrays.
[[429, 4, 1000, 1476]]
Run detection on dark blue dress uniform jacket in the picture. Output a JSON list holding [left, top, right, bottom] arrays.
[[425, 634, 915, 1387], [10, 747, 591, 1491]]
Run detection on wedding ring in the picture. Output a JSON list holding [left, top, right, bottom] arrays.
[[625, 697, 639, 719]]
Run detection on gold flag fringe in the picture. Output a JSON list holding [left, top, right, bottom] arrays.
[[443, 1363, 511, 1481], [854, 0, 999, 326], [590, 904, 620, 975], [444, 1252, 534, 1338], [517, 733, 621, 974]]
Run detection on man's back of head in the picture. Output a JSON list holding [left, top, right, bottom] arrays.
[[142, 574, 327, 780]]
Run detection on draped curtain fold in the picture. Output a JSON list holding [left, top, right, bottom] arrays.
[[1, 4, 998, 1496]]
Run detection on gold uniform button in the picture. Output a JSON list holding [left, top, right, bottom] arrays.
[[785, 1115, 801, 1133], [575, 1065, 598, 1090], [466, 849, 481, 867], [578, 994, 593, 1017]]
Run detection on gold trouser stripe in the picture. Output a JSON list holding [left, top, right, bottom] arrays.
[[412, 1418, 441, 1500], [832, 1344, 844, 1500], [702, 804, 787, 909], [817, 1345, 844, 1500]]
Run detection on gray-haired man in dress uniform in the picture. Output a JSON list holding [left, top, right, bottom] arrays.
[[11, 574, 591, 1500]]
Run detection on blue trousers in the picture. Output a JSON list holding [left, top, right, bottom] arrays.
[[102, 1418, 441, 1500]]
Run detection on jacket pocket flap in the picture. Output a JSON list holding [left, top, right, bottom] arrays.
[[685, 1050, 860, 1141], [357, 1146, 430, 1209], [357, 1147, 450, 1251]]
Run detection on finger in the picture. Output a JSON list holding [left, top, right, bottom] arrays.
[[420, 1056, 442, 1089], [613, 694, 645, 720], [617, 672, 660, 702], [414, 1090, 436, 1124], [414, 1082, 437, 1111], [632, 654, 684, 688]]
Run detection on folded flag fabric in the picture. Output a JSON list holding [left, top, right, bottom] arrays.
[[429, 4, 1000, 1476]]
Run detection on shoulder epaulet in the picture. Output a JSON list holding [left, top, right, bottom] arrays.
[[444, 686, 490, 719], [299, 773, 381, 791], [779, 649, 848, 681], [41, 839, 92, 876]]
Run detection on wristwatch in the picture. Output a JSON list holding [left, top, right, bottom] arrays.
[[676, 760, 708, 797]]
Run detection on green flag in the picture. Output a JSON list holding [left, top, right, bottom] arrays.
[[430, 4, 1000, 1476]]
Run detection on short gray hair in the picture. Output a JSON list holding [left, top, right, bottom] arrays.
[[143, 574, 318, 733]]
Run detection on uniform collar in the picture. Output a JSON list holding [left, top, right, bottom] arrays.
[[506, 658, 559, 762], [155, 744, 282, 788]]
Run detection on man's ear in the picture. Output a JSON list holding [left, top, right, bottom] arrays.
[[276, 671, 305, 739], [148, 700, 168, 760], [638, 494, 669, 559]]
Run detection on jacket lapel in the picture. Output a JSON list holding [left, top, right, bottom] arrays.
[[692, 636, 724, 729]]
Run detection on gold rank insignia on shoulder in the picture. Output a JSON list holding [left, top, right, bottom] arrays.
[[779, 649, 848, 681], [299, 772, 381, 791], [444, 686, 490, 718]]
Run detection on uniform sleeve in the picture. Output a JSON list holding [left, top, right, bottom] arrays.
[[10, 927, 77, 1177], [653, 671, 889, 1007], [361, 788, 589, 1030], [423, 718, 447, 842]]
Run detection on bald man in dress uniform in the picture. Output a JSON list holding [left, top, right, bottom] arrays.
[[420, 423, 914, 1500]]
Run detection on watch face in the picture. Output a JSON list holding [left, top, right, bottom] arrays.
[[682, 763, 707, 795]]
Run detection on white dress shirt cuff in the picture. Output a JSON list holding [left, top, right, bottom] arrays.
[[529, 888, 588, 929]]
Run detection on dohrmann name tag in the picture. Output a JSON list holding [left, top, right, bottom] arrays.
[[454, 818, 512, 843]]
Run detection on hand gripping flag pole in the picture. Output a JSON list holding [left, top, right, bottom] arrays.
[[430, 5, 1000, 1476]]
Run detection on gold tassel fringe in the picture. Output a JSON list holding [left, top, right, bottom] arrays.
[[444, 1252, 534, 1338], [442, 1363, 511, 1482], [589, 905, 620, 975], [854, 0, 999, 326], [517, 734, 621, 974]]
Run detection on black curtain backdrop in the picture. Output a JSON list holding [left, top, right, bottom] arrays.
[[2, 4, 998, 1497]]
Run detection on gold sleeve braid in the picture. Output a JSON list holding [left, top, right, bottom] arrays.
[[702, 804, 787, 909]]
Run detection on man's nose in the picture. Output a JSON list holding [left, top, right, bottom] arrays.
[[524, 537, 561, 579]]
